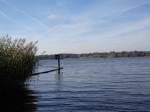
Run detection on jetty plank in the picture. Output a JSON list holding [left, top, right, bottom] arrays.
[[32, 67, 63, 76]]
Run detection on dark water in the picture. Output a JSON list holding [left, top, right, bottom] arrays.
[[29, 57, 150, 112], [0, 80, 36, 112]]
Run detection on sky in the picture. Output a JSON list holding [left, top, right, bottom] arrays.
[[0, 0, 150, 54]]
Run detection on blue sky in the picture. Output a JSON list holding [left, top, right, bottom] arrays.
[[0, 0, 150, 54]]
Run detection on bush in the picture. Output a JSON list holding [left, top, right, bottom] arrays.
[[0, 35, 38, 81]]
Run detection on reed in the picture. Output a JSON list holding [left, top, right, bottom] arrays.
[[0, 35, 38, 81]]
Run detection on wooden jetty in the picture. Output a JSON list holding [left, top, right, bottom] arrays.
[[32, 54, 63, 76], [32, 67, 63, 76]]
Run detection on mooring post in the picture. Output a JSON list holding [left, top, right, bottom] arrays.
[[55, 54, 61, 74], [58, 56, 60, 74]]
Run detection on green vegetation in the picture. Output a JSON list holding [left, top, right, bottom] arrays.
[[38, 51, 150, 59], [0, 35, 38, 81]]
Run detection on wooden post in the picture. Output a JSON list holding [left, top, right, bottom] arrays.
[[55, 55, 61, 74], [58, 56, 60, 74]]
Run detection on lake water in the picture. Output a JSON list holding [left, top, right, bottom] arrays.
[[28, 57, 150, 112]]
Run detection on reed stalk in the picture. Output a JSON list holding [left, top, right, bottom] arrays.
[[0, 35, 38, 81]]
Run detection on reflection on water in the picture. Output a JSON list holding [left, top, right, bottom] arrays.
[[54, 72, 63, 98], [0, 79, 37, 112], [55, 72, 63, 85]]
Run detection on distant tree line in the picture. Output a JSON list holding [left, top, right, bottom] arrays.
[[37, 51, 150, 60]]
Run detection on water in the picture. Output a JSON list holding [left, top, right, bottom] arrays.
[[29, 57, 150, 112], [0, 80, 36, 112]]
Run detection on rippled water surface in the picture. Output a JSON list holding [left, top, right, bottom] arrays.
[[29, 57, 150, 112]]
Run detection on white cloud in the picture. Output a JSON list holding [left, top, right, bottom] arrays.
[[0, 8, 10, 20], [48, 14, 60, 19], [1, 0, 150, 54], [95, 17, 150, 39], [41, 16, 150, 54]]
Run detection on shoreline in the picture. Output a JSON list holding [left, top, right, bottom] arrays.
[[37, 51, 150, 60]]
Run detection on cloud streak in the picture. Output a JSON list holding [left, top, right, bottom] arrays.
[[0, 0, 150, 54], [0, 0, 50, 35]]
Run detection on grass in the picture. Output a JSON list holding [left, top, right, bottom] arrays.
[[0, 35, 38, 81]]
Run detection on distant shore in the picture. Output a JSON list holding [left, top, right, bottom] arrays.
[[37, 51, 150, 60]]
